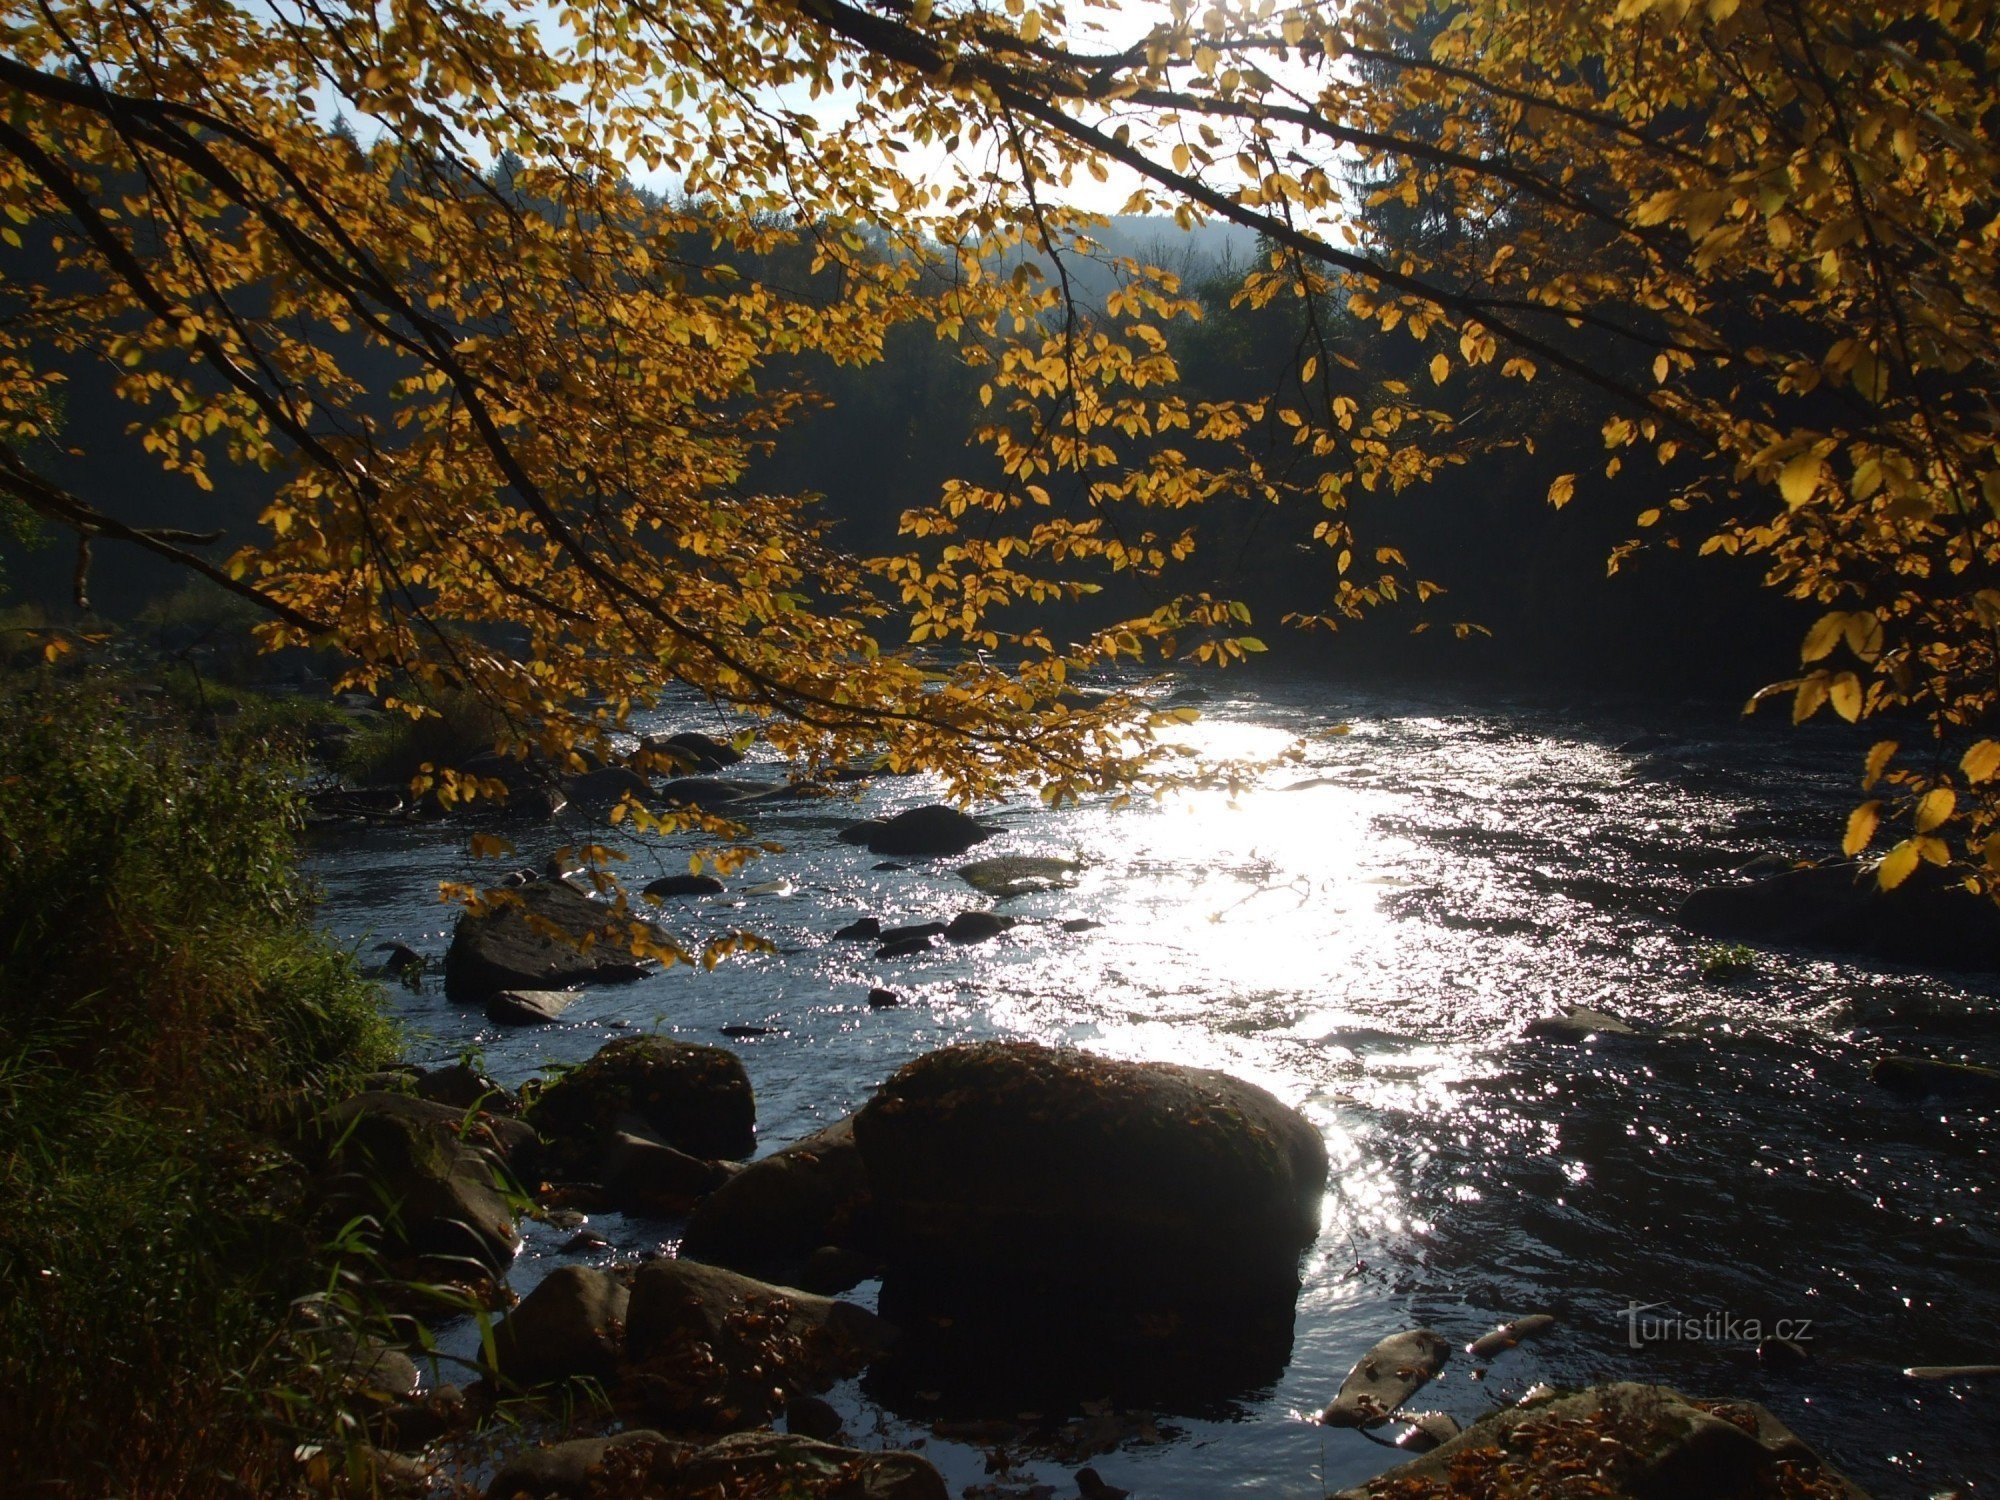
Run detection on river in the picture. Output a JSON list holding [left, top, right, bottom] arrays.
[[308, 677, 2000, 1497]]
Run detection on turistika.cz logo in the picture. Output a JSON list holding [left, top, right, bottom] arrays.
[[1622, 1302, 1814, 1350]]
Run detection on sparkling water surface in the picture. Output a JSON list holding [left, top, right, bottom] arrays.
[[309, 679, 2000, 1497]]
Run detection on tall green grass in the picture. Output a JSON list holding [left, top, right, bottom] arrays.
[[0, 671, 398, 1495]]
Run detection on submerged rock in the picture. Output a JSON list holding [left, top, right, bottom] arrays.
[[1322, 1329, 1451, 1428], [1334, 1382, 1869, 1499], [658, 776, 770, 809], [1678, 859, 2000, 972], [528, 1036, 756, 1169], [443, 881, 656, 1000], [1870, 1054, 2000, 1104], [486, 988, 578, 1026], [1526, 1006, 1638, 1041], [855, 804, 995, 857]]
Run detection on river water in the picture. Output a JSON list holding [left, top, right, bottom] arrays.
[[308, 678, 2000, 1497]]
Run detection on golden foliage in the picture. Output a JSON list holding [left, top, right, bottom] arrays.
[[5, 0, 2000, 890]]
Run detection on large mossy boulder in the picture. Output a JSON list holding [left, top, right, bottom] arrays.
[[852, 804, 994, 857], [1336, 1382, 1868, 1499], [853, 1041, 1326, 1305], [1676, 859, 2000, 972], [527, 1036, 756, 1170], [679, 1116, 873, 1285], [443, 881, 657, 1000], [317, 1092, 521, 1274]]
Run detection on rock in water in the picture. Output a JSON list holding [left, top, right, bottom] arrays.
[[1333, 1382, 1870, 1499], [443, 881, 656, 1000], [1467, 1313, 1557, 1360], [528, 1036, 756, 1167], [1526, 1007, 1637, 1041], [1870, 1055, 2000, 1104], [667, 1433, 945, 1500], [853, 1041, 1326, 1306], [658, 777, 769, 809], [623, 1259, 891, 1425], [1321, 1330, 1451, 1427], [643, 873, 726, 900], [944, 910, 1014, 943], [486, 988, 578, 1026], [562, 764, 651, 813], [1677, 858, 2000, 972], [640, 729, 744, 773], [316, 1092, 520, 1274], [680, 1116, 871, 1285], [957, 855, 1082, 897], [858, 804, 995, 857], [491, 1265, 630, 1388]]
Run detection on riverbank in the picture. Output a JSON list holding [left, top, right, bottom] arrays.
[[0, 671, 399, 1493]]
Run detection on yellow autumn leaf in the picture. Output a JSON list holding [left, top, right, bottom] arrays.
[[1864, 740, 1898, 787], [1778, 451, 1821, 507], [1963, 741, 2000, 784], [1429, 352, 1450, 385], [1547, 474, 1576, 509], [1876, 840, 1921, 891], [1913, 787, 1956, 833], [1843, 800, 1880, 856], [1801, 612, 1845, 662], [1827, 672, 1862, 722]]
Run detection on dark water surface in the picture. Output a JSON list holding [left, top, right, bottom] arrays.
[[308, 681, 1999, 1497]]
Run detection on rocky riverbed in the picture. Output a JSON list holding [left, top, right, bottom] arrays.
[[307, 680, 2000, 1496]]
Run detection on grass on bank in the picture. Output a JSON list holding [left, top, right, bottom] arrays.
[[0, 670, 399, 1496]]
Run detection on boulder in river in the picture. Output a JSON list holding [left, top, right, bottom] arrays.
[[1322, 1329, 1451, 1427], [639, 729, 745, 774], [529, 1036, 756, 1169], [489, 1429, 944, 1500], [443, 881, 657, 1000], [852, 804, 995, 857], [316, 1092, 521, 1275], [854, 1041, 1326, 1307], [642, 872, 725, 900], [562, 765, 651, 813], [679, 1116, 873, 1286], [601, 1118, 735, 1212], [1677, 858, 2000, 972], [491, 1265, 630, 1389], [957, 855, 1082, 897], [833, 916, 881, 940], [624, 1258, 891, 1427], [944, 910, 1014, 943], [1334, 1382, 1868, 1499]]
